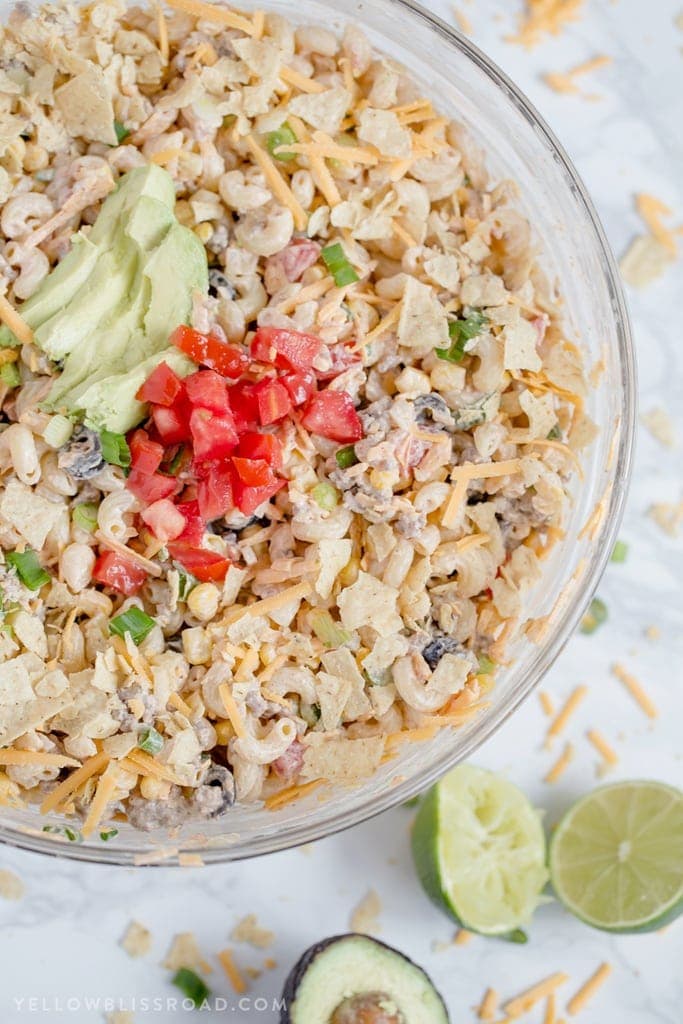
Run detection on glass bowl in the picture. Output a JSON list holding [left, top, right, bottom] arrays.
[[0, 0, 635, 865]]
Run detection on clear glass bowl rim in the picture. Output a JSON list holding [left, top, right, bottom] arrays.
[[0, 0, 636, 866]]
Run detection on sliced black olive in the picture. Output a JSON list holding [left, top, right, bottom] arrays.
[[422, 634, 461, 670], [58, 426, 105, 480], [192, 763, 235, 818], [414, 394, 453, 430], [208, 268, 236, 299]]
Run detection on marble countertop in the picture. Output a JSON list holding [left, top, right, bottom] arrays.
[[1, 1, 682, 1020]]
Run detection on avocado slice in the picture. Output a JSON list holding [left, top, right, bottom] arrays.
[[87, 164, 176, 247], [280, 935, 450, 1024]]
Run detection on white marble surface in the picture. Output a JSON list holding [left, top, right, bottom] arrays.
[[1, 1, 682, 1020]]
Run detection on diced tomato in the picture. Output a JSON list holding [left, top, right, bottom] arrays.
[[197, 463, 233, 521], [250, 326, 322, 371], [237, 432, 283, 470], [265, 238, 321, 285], [140, 498, 186, 542], [231, 456, 272, 487], [280, 369, 316, 406], [301, 390, 363, 443], [151, 402, 192, 445], [127, 467, 179, 504], [184, 369, 231, 414], [315, 343, 362, 382], [93, 551, 147, 596], [176, 500, 205, 545], [254, 378, 291, 426], [135, 361, 183, 407], [167, 542, 231, 582], [231, 466, 286, 515], [271, 738, 304, 782], [226, 381, 259, 433], [129, 429, 164, 475], [189, 407, 238, 461], [170, 324, 248, 379]]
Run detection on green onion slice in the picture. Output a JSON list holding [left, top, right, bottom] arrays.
[[0, 362, 21, 388], [321, 242, 360, 287], [113, 120, 130, 143], [100, 430, 131, 469], [138, 726, 163, 756], [335, 445, 358, 469], [580, 597, 608, 635], [311, 481, 339, 510], [436, 311, 488, 362], [266, 122, 297, 162], [6, 549, 50, 591], [172, 968, 211, 1007], [309, 608, 352, 648], [99, 828, 119, 841], [610, 540, 628, 563], [109, 607, 155, 645], [477, 654, 496, 675], [72, 502, 99, 533]]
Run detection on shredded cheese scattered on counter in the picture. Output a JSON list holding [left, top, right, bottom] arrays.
[[544, 741, 574, 783], [452, 6, 473, 34], [586, 728, 618, 769], [539, 691, 555, 717], [543, 55, 612, 96], [478, 988, 499, 1021], [454, 928, 472, 945], [503, 972, 570, 1016], [544, 992, 557, 1024], [612, 663, 658, 718], [218, 948, 247, 993], [567, 962, 612, 1015], [545, 685, 587, 745], [508, 0, 585, 49], [635, 193, 678, 256]]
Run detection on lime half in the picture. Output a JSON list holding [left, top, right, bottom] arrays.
[[411, 764, 548, 937], [550, 780, 683, 933]]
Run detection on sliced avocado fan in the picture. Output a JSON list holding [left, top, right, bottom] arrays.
[[0, 165, 208, 433]]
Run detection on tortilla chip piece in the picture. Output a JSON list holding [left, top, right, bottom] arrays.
[[619, 234, 673, 287], [301, 734, 385, 786], [55, 64, 118, 146], [0, 479, 63, 550]]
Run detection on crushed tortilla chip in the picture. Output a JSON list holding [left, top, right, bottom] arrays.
[[349, 888, 382, 934], [0, 868, 25, 900], [162, 932, 213, 975], [120, 920, 152, 959], [641, 407, 677, 448], [647, 500, 683, 537], [231, 913, 275, 949]]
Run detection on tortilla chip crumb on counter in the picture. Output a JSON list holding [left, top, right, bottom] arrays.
[[120, 920, 152, 959], [349, 889, 383, 935], [619, 235, 675, 287], [230, 913, 275, 950], [507, 0, 586, 49], [542, 55, 612, 97], [452, 6, 473, 35], [641, 407, 677, 448], [162, 932, 213, 975], [105, 1013, 134, 1024], [647, 500, 683, 537], [0, 868, 25, 901], [645, 624, 662, 642]]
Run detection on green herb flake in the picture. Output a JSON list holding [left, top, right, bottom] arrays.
[[72, 502, 99, 533], [610, 540, 628, 564], [42, 824, 83, 843], [99, 828, 119, 842], [113, 120, 130, 144], [311, 481, 340, 510], [547, 424, 562, 441], [436, 311, 488, 363], [109, 607, 156, 645], [335, 445, 358, 469], [138, 726, 164, 756], [266, 122, 297, 162], [0, 362, 21, 388], [477, 654, 496, 675], [580, 597, 608, 635], [177, 568, 198, 602], [100, 430, 131, 469], [321, 242, 360, 287], [6, 549, 50, 591], [172, 967, 211, 1008]]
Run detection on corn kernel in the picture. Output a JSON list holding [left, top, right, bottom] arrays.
[[140, 777, 172, 801], [187, 582, 220, 622], [430, 362, 466, 393], [214, 721, 235, 744], [338, 554, 359, 587], [182, 626, 211, 665], [194, 222, 214, 244], [394, 366, 431, 395]]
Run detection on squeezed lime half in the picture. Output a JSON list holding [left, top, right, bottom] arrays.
[[411, 764, 548, 937], [550, 780, 683, 933]]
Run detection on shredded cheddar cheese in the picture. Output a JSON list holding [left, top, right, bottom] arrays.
[[82, 766, 120, 837], [478, 988, 499, 1021], [163, 0, 255, 34], [586, 728, 618, 767], [124, 749, 179, 784], [539, 691, 555, 717], [567, 962, 612, 1016], [508, 0, 585, 49], [279, 64, 325, 93], [612, 663, 658, 719], [168, 692, 194, 718], [277, 277, 335, 315], [94, 532, 163, 576], [503, 973, 570, 1016], [453, 5, 473, 34], [244, 581, 312, 618], [281, 132, 378, 165], [0, 292, 32, 345], [40, 750, 109, 815], [307, 150, 341, 207], [543, 55, 612, 97], [218, 948, 247, 994], [544, 741, 574, 783], [454, 928, 473, 945], [251, 7, 265, 37], [384, 723, 440, 751], [544, 993, 557, 1024], [635, 193, 678, 256], [264, 778, 325, 809], [244, 134, 307, 231], [545, 685, 587, 745], [0, 750, 80, 769], [218, 683, 247, 739]]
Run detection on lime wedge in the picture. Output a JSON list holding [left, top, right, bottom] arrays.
[[411, 764, 548, 937], [550, 780, 683, 933]]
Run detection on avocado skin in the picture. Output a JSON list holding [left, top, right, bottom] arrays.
[[280, 934, 450, 1024]]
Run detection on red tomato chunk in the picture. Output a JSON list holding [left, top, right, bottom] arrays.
[[175, 500, 205, 545], [237, 432, 283, 470], [151, 402, 192, 445], [250, 326, 322, 371], [141, 499, 186, 542], [232, 456, 272, 487], [254, 378, 291, 426], [301, 391, 363, 442], [189, 408, 238, 461], [231, 469, 285, 516], [167, 542, 231, 582], [184, 369, 231, 414], [93, 551, 147, 595], [135, 361, 183, 406], [129, 429, 164, 475], [170, 325, 248, 378], [197, 463, 233, 521], [280, 369, 316, 406]]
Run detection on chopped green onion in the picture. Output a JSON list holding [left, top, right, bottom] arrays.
[[547, 423, 562, 441], [335, 445, 358, 469], [109, 607, 156, 645], [300, 702, 321, 728], [610, 540, 628, 563], [113, 120, 130, 143], [266, 122, 297, 162], [311, 481, 340, 510], [0, 362, 21, 388], [580, 597, 608, 635], [100, 430, 131, 469], [72, 502, 99, 533], [99, 828, 118, 841], [42, 824, 83, 842], [177, 568, 197, 602], [164, 444, 186, 476], [43, 414, 74, 449], [308, 608, 352, 648], [6, 549, 50, 591], [138, 726, 164, 756], [436, 311, 488, 363], [172, 968, 211, 1008], [321, 242, 360, 287], [477, 654, 496, 675]]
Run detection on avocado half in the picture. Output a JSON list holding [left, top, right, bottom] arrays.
[[280, 934, 449, 1024]]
